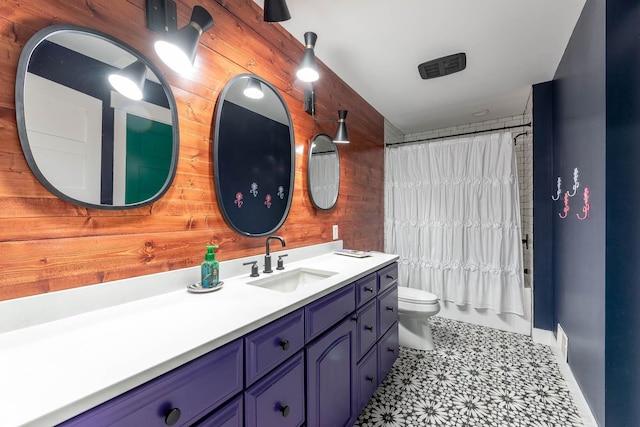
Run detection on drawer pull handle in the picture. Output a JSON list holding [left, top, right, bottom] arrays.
[[386, 274, 395, 280], [164, 408, 181, 426], [351, 315, 360, 322], [366, 376, 375, 383], [280, 405, 291, 417], [388, 347, 396, 353], [280, 339, 291, 351], [365, 325, 374, 332], [364, 286, 374, 293], [386, 306, 394, 312]]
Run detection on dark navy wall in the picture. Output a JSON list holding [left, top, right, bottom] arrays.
[[604, 1, 640, 425], [551, 0, 606, 423], [532, 81, 554, 332]]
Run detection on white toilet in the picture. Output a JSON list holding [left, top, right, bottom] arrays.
[[397, 286, 441, 351]]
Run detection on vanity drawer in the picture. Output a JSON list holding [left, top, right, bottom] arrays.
[[245, 351, 305, 427], [356, 346, 378, 413], [305, 283, 355, 342], [377, 284, 398, 338], [356, 299, 378, 360], [355, 273, 377, 308], [193, 394, 243, 427], [59, 339, 243, 427], [377, 263, 398, 293], [377, 322, 399, 386], [245, 309, 304, 386]]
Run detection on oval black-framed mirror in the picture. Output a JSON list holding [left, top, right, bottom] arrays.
[[214, 74, 295, 237], [15, 25, 179, 210], [308, 134, 340, 210]]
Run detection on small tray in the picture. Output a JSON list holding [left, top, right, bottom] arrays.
[[187, 282, 224, 293], [334, 249, 373, 258]]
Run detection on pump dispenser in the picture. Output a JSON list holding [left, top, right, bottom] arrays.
[[201, 245, 219, 288]]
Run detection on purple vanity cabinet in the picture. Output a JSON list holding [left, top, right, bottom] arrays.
[[377, 263, 398, 293], [377, 285, 398, 339], [355, 272, 377, 307], [58, 339, 243, 427], [245, 351, 305, 427], [306, 315, 358, 427], [356, 346, 378, 411], [192, 395, 243, 427], [356, 299, 378, 360], [377, 321, 399, 387], [56, 262, 399, 427], [244, 309, 304, 386], [305, 283, 355, 342], [376, 264, 399, 388]]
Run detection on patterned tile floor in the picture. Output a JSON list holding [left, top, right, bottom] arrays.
[[355, 317, 584, 427]]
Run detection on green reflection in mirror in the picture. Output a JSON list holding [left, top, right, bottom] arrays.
[[125, 115, 173, 204]]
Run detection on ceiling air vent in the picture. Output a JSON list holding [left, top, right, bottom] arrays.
[[418, 53, 467, 80]]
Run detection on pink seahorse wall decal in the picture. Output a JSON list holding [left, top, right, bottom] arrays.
[[559, 192, 570, 219], [576, 187, 590, 220], [264, 194, 272, 208], [234, 192, 243, 208]]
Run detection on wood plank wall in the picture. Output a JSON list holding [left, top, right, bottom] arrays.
[[0, 0, 385, 301]]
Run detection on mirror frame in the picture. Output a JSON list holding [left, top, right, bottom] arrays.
[[307, 133, 340, 210], [15, 24, 180, 210], [213, 73, 295, 237]]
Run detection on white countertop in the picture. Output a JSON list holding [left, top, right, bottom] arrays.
[[0, 243, 397, 427]]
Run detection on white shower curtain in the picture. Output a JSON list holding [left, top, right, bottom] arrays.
[[309, 153, 339, 207], [385, 132, 524, 315]]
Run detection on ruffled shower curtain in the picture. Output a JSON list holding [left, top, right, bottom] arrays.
[[309, 153, 339, 207], [385, 132, 524, 315]]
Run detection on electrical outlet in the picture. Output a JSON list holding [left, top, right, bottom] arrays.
[[557, 323, 569, 362], [332, 225, 339, 240]]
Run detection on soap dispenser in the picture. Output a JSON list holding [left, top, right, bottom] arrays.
[[201, 245, 219, 288]]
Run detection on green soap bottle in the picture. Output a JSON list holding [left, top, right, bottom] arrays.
[[201, 245, 219, 288]]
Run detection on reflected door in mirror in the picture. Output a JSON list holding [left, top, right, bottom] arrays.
[[15, 25, 179, 209]]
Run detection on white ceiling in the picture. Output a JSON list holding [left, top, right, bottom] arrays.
[[254, 0, 586, 135]]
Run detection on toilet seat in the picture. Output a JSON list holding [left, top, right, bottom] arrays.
[[398, 286, 439, 305]]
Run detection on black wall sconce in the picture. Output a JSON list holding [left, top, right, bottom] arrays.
[[297, 32, 319, 83], [146, 0, 213, 76], [304, 87, 350, 144], [264, 0, 291, 22]]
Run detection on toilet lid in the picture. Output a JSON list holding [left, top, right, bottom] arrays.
[[398, 286, 439, 304]]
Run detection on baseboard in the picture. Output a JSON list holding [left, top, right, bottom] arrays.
[[550, 347, 599, 427], [532, 327, 556, 347]]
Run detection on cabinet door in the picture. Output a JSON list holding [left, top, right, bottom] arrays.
[[306, 316, 357, 427]]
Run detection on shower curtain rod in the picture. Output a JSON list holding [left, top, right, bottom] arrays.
[[386, 122, 532, 147]]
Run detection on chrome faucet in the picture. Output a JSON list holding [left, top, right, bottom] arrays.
[[264, 236, 286, 273]]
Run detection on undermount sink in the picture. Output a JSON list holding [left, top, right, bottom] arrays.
[[247, 267, 338, 293]]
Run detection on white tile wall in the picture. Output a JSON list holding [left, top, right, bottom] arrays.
[[384, 118, 405, 145], [384, 93, 534, 288]]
